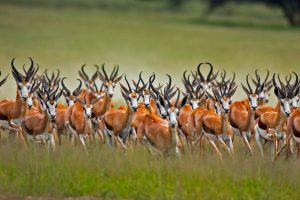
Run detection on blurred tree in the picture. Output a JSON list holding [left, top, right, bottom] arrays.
[[207, 0, 300, 26], [168, 0, 185, 9]]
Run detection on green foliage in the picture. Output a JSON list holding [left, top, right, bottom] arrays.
[[0, 143, 300, 199]]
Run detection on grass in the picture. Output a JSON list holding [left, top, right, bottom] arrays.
[[0, 3, 300, 199], [1, 142, 300, 199]]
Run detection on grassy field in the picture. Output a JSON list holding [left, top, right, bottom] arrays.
[[1, 3, 300, 199]]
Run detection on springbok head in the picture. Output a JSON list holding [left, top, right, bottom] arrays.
[[78, 64, 98, 92], [273, 73, 299, 116], [285, 73, 300, 109], [43, 69, 60, 92], [27, 80, 41, 110], [98, 64, 123, 97], [0, 71, 9, 88], [61, 77, 83, 106], [11, 57, 38, 100], [196, 62, 219, 97], [241, 74, 265, 111], [252, 70, 273, 104], [133, 72, 161, 108], [160, 87, 188, 128], [207, 72, 237, 114], [120, 75, 147, 112], [37, 85, 63, 122], [182, 71, 205, 110], [75, 95, 102, 119]]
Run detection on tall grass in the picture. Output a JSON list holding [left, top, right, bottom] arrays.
[[0, 141, 300, 199]]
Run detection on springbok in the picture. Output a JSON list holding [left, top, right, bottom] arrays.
[[137, 86, 188, 156], [22, 86, 62, 150], [43, 69, 60, 92], [56, 78, 83, 144], [101, 75, 146, 149], [178, 71, 205, 151], [197, 74, 237, 158], [0, 58, 38, 144], [229, 74, 264, 154], [255, 73, 298, 160], [65, 93, 102, 152]]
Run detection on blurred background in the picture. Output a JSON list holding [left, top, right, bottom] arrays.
[[0, 0, 299, 102]]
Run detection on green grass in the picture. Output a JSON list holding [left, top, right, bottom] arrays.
[[1, 143, 300, 200]]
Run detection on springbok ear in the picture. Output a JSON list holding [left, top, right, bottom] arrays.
[[149, 90, 156, 100], [75, 97, 85, 106], [180, 95, 189, 109], [114, 75, 123, 83], [228, 85, 238, 99], [120, 83, 129, 94], [97, 71, 106, 82]]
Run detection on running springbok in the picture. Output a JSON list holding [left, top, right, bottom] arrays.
[[55, 78, 83, 144], [137, 86, 188, 156], [229, 74, 264, 154], [22, 86, 62, 150], [197, 73, 237, 158], [178, 71, 205, 151], [65, 93, 102, 152], [0, 58, 38, 144], [101, 75, 146, 149], [255, 73, 298, 160]]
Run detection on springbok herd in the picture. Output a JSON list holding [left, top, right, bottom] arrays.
[[0, 57, 300, 160]]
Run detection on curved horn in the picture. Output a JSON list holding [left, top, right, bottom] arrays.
[[124, 75, 132, 92], [197, 63, 205, 82], [73, 79, 83, 96], [11, 58, 23, 82], [25, 57, 34, 82], [205, 62, 213, 82], [246, 74, 253, 94], [264, 69, 270, 84], [109, 65, 117, 80], [61, 77, 71, 96], [81, 64, 89, 81], [101, 64, 109, 81]]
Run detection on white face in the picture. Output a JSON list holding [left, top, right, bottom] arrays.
[[107, 84, 115, 97], [27, 94, 33, 109], [292, 95, 300, 109], [220, 98, 230, 113], [249, 94, 258, 110], [128, 94, 138, 111], [190, 99, 199, 110], [143, 93, 150, 107], [84, 104, 93, 118], [168, 108, 179, 127], [281, 98, 292, 116], [46, 101, 57, 121], [18, 82, 31, 100]]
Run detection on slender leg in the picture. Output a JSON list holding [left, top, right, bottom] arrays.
[[272, 133, 278, 161], [129, 128, 137, 148], [79, 134, 88, 154], [218, 135, 231, 154], [255, 131, 264, 158], [242, 131, 253, 154], [49, 134, 56, 151], [228, 135, 234, 153], [141, 137, 163, 157], [208, 139, 222, 159]]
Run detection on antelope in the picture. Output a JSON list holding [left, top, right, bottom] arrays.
[[178, 71, 205, 151], [137, 86, 188, 156], [43, 69, 60, 92], [196, 73, 237, 158], [101, 75, 146, 149], [0, 58, 38, 144], [228, 74, 264, 154], [65, 93, 102, 152], [255, 73, 298, 160], [22, 86, 62, 150], [56, 78, 83, 144]]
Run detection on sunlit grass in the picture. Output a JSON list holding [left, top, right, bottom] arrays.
[[0, 139, 300, 199]]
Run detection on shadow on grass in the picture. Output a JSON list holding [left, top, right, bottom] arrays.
[[187, 17, 300, 31]]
